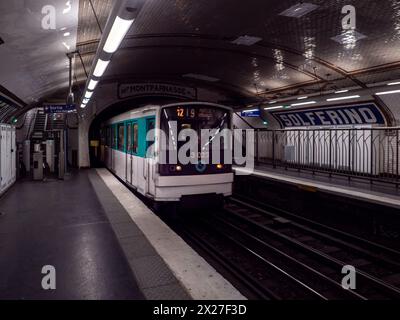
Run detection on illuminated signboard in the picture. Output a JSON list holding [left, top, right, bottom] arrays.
[[44, 104, 76, 114], [241, 109, 260, 117], [271, 103, 386, 128]]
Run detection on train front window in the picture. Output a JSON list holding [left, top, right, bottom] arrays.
[[162, 106, 229, 134], [160, 106, 230, 158]]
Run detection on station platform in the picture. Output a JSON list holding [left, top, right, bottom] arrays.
[[0, 169, 244, 300], [234, 166, 400, 210]]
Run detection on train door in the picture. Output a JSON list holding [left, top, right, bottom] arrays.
[[126, 122, 133, 185], [11, 127, 16, 182], [145, 117, 156, 196], [5, 126, 11, 185], [0, 125, 6, 190], [110, 125, 115, 172]]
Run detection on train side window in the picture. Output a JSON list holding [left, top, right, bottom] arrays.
[[111, 125, 116, 149], [127, 123, 132, 153], [118, 123, 125, 151], [133, 123, 138, 154], [107, 127, 111, 147], [146, 118, 155, 157]]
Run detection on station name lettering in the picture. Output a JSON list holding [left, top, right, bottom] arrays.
[[119, 83, 197, 100], [273, 104, 385, 128]]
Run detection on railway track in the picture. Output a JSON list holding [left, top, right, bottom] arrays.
[[219, 197, 400, 299], [166, 198, 400, 300], [232, 194, 400, 264]]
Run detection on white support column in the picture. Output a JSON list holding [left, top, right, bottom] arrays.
[[78, 118, 91, 168]]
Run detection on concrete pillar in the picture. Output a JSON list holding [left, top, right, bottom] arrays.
[[78, 117, 90, 168]]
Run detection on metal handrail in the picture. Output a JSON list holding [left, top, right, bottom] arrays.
[[244, 127, 400, 187]]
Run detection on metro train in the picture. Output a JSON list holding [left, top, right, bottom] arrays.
[[99, 102, 234, 204]]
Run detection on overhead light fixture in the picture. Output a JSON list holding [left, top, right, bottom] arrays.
[[183, 74, 220, 82], [290, 101, 316, 107], [297, 96, 308, 100], [83, 98, 90, 104], [231, 35, 262, 46], [80, 103, 86, 109], [387, 82, 400, 86], [243, 109, 259, 113], [327, 95, 360, 102], [88, 79, 98, 90], [269, 100, 277, 104], [375, 89, 400, 96], [103, 16, 135, 53], [93, 59, 110, 77], [63, 32, 70, 37], [279, 3, 319, 18], [85, 91, 93, 99], [264, 106, 284, 111], [335, 89, 349, 94], [82, 2, 144, 108]]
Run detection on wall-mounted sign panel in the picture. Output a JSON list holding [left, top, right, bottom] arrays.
[[241, 109, 261, 117], [119, 83, 198, 100], [271, 103, 386, 128], [44, 104, 76, 114]]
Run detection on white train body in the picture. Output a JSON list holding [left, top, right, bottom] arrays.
[[101, 102, 234, 202]]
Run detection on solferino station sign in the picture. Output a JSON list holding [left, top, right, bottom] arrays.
[[271, 103, 387, 128]]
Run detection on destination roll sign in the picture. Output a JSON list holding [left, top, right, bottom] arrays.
[[271, 103, 386, 128]]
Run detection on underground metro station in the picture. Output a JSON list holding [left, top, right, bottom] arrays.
[[1, 0, 400, 312]]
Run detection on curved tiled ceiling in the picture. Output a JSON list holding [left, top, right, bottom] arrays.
[[3, 0, 400, 121], [0, 0, 79, 120], [75, 0, 400, 105]]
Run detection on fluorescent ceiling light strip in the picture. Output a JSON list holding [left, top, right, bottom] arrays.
[[387, 82, 400, 86], [93, 59, 110, 77], [83, 98, 90, 104], [297, 96, 308, 100], [327, 95, 360, 102], [85, 91, 93, 99], [103, 16, 135, 53], [264, 106, 284, 110], [269, 100, 277, 104], [88, 79, 98, 91], [290, 101, 316, 107], [243, 109, 259, 113], [375, 90, 400, 96], [335, 90, 349, 94], [80, 104, 86, 109]]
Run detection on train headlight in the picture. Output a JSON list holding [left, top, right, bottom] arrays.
[[216, 164, 224, 169]]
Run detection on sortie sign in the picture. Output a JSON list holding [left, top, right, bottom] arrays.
[[119, 83, 198, 100]]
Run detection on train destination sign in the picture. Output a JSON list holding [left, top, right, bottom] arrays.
[[119, 83, 198, 100], [271, 103, 386, 128]]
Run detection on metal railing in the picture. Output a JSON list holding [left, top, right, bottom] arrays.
[[253, 127, 400, 187]]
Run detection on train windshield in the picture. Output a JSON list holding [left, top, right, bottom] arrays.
[[161, 105, 230, 144]]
